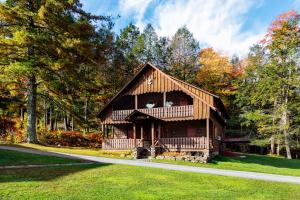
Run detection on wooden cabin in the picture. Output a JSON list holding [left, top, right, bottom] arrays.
[[98, 63, 228, 160]]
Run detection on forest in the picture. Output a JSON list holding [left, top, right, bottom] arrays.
[[0, 1, 299, 159]]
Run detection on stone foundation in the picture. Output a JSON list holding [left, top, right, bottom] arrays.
[[150, 146, 156, 158], [155, 151, 214, 163], [133, 147, 143, 159]]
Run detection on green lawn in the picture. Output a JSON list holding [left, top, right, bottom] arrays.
[[0, 149, 82, 166], [13, 143, 300, 177], [153, 154, 300, 177], [1, 163, 300, 200], [17, 143, 132, 159]]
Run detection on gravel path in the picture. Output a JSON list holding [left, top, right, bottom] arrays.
[[1, 145, 300, 185]]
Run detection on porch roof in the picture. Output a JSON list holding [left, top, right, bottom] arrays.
[[124, 110, 164, 122]]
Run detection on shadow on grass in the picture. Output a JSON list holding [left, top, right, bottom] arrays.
[[0, 163, 110, 183], [210, 154, 300, 170], [0, 144, 113, 183]]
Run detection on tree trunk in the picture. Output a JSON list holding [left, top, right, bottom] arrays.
[[49, 104, 54, 131], [54, 112, 58, 131], [276, 139, 281, 156], [43, 95, 47, 129], [20, 107, 24, 128], [270, 136, 275, 155], [64, 113, 68, 131], [26, 75, 38, 143], [71, 116, 74, 131], [84, 98, 88, 134], [281, 107, 292, 159]]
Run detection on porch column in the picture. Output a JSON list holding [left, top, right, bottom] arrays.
[[151, 121, 155, 147], [158, 122, 161, 139], [150, 121, 156, 158], [163, 92, 166, 107], [135, 95, 138, 109], [206, 118, 210, 149], [140, 125, 144, 147], [133, 123, 137, 147]]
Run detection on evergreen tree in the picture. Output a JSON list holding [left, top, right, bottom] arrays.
[[0, 0, 109, 142], [168, 26, 199, 83], [236, 11, 300, 158]]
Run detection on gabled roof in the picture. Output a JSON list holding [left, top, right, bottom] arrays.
[[124, 110, 164, 122], [98, 62, 228, 118]]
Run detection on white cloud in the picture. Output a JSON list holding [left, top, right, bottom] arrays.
[[294, 0, 300, 9], [118, 0, 266, 57], [119, 0, 153, 29], [151, 0, 265, 57]]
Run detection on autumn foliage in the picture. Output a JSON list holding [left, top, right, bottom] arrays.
[[41, 131, 102, 148], [196, 48, 241, 107]]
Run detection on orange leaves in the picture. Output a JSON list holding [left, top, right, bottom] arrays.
[[261, 10, 300, 45], [197, 48, 235, 89]]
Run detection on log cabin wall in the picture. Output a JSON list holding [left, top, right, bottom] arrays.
[[100, 65, 218, 124]]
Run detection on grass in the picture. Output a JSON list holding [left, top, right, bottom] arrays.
[[16, 143, 132, 159], [11, 143, 300, 177], [0, 149, 82, 166], [153, 153, 300, 177], [1, 163, 300, 200]]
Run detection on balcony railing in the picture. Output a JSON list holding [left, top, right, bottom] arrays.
[[112, 105, 193, 121], [102, 139, 142, 150], [158, 137, 211, 150], [102, 137, 211, 150]]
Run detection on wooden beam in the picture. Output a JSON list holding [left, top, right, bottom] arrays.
[[140, 125, 144, 147], [206, 118, 210, 149], [158, 123, 161, 139], [163, 92, 166, 107], [135, 95, 138, 109], [151, 121, 155, 147], [133, 123, 137, 147]]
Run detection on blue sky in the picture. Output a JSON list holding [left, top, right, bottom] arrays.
[[81, 0, 299, 56]]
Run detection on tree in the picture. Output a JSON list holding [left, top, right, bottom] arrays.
[[236, 11, 300, 158], [196, 48, 240, 107], [0, 0, 109, 142], [168, 26, 199, 83]]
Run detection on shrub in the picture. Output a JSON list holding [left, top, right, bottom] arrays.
[[0, 117, 25, 143], [41, 131, 102, 148]]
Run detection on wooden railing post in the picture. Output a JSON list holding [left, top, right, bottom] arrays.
[[140, 125, 144, 147], [133, 123, 137, 147], [151, 121, 155, 147], [206, 118, 210, 149]]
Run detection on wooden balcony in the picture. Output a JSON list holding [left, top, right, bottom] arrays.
[[102, 137, 211, 150], [112, 105, 193, 121], [158, 137, 211, 150], [102, 139, 143, 150]]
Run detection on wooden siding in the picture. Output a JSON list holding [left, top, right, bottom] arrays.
[[126, 68, 181, 95], [112, 105, 193, 121], [99, 64, 227, 124]]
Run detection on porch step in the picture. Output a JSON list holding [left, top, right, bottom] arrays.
[[138, 148, 150, 159]]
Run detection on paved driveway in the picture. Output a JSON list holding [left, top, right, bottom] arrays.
[[1, 145, 300, 185]]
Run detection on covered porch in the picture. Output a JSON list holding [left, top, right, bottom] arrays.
[[102, 111, 214, 157]]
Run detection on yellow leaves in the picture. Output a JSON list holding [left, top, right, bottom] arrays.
[[13, 30, 29, 45], [62, 38, 81, 49], [38, 5, 47, 21]]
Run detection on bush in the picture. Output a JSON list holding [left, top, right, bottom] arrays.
[[41, 131, 102, 148], [0, 117, 25, 143]]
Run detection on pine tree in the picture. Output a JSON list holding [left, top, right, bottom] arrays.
[[0, 0, 109, 142], [168, 26, 199, 83]]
